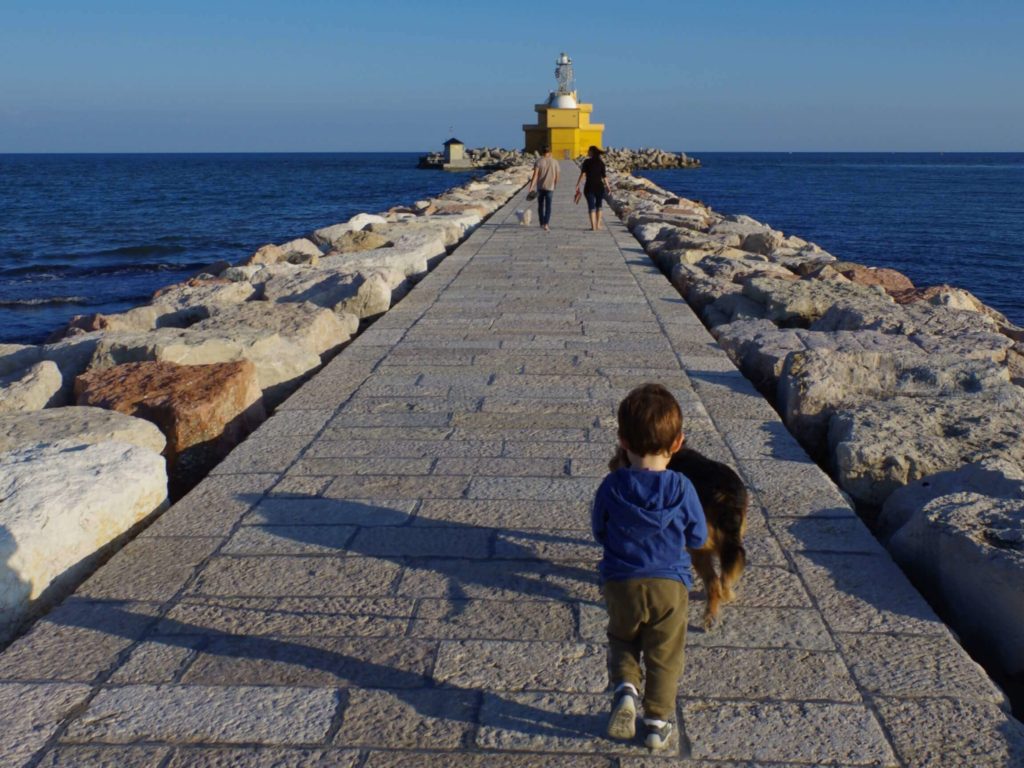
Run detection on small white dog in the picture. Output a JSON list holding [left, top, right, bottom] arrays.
[[515, 208, 533, 226]]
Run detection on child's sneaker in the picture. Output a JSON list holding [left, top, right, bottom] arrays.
[[607, 686, 639, 740], [643, 718, 673, 750]]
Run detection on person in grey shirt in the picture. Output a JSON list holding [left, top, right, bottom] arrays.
[[527, 146, 560, 231]]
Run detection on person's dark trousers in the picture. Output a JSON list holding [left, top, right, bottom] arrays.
[[537, 189, 553, 226], [603, 577, 689, 721]]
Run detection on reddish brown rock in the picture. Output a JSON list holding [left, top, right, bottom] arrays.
[[833, 261, 915, 296], [74, 360, 265, 496]]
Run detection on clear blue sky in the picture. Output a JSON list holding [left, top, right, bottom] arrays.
[[1, 0, 1021, 152]]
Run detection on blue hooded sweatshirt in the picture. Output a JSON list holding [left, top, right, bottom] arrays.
[[591, 467, 708, 586]]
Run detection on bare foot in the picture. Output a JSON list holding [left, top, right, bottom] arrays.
[[543, 225, 550, 231]]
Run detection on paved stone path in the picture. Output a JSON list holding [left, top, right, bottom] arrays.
[[2, 162, 1023, 767]]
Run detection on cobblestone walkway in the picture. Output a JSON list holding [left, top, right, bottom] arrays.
[[2, 163, 1022, 767]]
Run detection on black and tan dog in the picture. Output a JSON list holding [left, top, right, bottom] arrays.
[[609, 446, 748, 628]]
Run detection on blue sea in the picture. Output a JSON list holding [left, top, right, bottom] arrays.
[[643, 153, 1024, 327], [1, 152, 1022, 345], [0, 153, 478, 344]]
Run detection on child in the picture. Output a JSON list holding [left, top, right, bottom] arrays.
[[591, 383, 708, 750]]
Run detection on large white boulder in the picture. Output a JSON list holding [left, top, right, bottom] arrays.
[[333, 271, 397, 319], [262, 268, 367, 308], [190, 301, 354, 357], [828, 388, 1024, 506], [0, 362, 63, 413], [0, 440, 168, 641], [312, 213, 388, 247], [743, 277, 892, 326], [88, 327, 321, 407], [779, 350, 1010, 451], [277, 237, 322, 265], [884, 461, 1024, 677], [0, 345, 43, 377], [0, 407, 166, 455], [152, 279, 255, 312]]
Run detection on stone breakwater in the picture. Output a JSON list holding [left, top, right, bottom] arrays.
[[609, 172, 1024, 694], [0, 164, 533, 643], [418, 146, 699, 171]]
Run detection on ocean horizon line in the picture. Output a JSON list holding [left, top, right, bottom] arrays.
[[2, 149, 1023, 156]]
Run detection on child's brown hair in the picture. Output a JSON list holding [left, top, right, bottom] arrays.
[[616, 383, 683, 457]]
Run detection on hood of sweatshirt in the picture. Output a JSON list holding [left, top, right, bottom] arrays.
[[594, 467, 704, 585], [604, 467, 687, 536]]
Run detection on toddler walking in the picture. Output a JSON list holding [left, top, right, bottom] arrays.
[[591, 383, 707, 749]]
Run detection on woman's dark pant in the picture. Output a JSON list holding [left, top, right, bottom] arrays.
[[585, 188, 605, 211], [537, 190, 553, 225]]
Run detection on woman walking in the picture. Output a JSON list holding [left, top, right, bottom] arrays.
[[576, 146, 611, 231]]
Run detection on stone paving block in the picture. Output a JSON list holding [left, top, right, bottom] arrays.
[[685, 647, 860, 702], [871, 696, 1024, 767], [467, 476, 599, 501], [222, 525, 357, 555], [0, 682, 92, 766], [180, 636, 435, 688], [727, 566, 813, 609], [738, 459, 855, 518], [77, 537, 222, 602], [769, 516, 886, 555], [325, 474, 470, 499], [63, 685, 337, 745], [350, 526, 491, 558], [685, 605, 835, 651], [0, 599, 159, 682], [414, 499, 590, 529], [141, 473, 278, 537], [741, 528, 788, 566], [453, 411, 599, 430], [328, 411, 454, 428], [336, 688, 478, 749], [397, 559, 597, 604], [410, 599, 575, 641], [449, 427, 588, 442], [339, 395, 481, 414], [718, 418, 812, 461], [160, 596, 414, 637], [495, 530, 601, 562], [434, 640, 605, 692], [268, 474, 331, 496], [210, 436, 312, 475], [569, 458, 615, 477], [36, 745, 171, 767], [165, 747, 358, 768], [108, 637, 199, 684], [363, 753, 613, 768], [502, 441, 614, 460], [250, 409, 335, 438], [288, 456, 434, 476], [246, 497, 417, 526], [306, 438, 503, 459], [836, 632, 1005, 703], [477, 692, 668, 755], [433, 457, 569, 477], [190, 556, 403, 598], [792, 552, 946, 635], [681, 700, 896, 765], [689, 377, 781, 422], [320, 426, 454, 442]]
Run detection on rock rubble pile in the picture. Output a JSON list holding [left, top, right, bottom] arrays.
[[0, 165, 532, 641], [609, 172, 1024, 687], [417, 146, 700, 171]]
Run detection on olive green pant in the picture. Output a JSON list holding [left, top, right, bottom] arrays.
[[603, 577, 689, 721]]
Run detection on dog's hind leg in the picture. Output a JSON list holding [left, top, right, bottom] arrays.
[[719, 542, 746, 604], [691, 549, 722, 629]]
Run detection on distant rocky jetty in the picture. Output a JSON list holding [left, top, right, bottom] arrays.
[[417, 146, 700, 171], [609, 173, 1024, 690], [417, 147, 527, 170], [0, 166, 532, 642]]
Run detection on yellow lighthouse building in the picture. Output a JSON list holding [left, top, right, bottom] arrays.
[[523, 52, 604, 159]]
